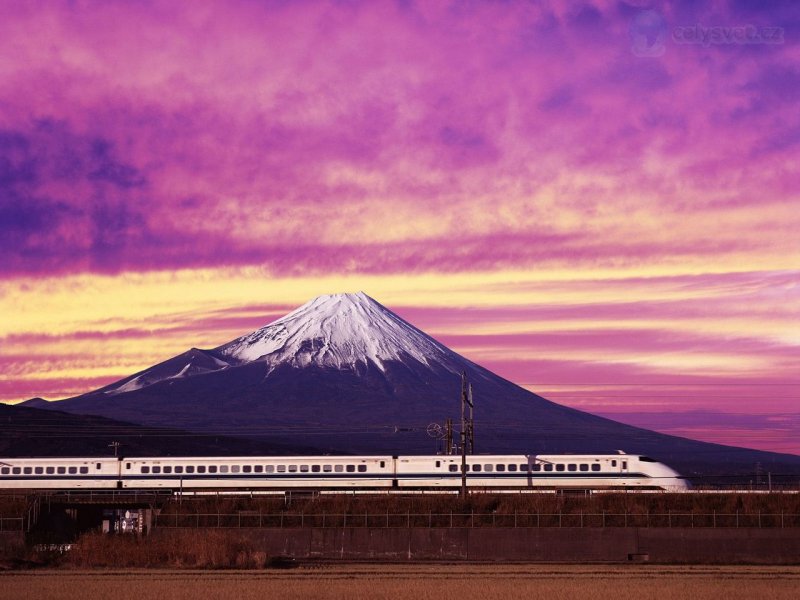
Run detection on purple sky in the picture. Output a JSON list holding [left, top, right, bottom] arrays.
[[1, 1, 798, 454]]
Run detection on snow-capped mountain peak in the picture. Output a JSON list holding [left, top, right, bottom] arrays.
[[216, 292, 457, 373]]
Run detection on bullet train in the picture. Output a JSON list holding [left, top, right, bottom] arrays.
[[0, 452, 689, 491]]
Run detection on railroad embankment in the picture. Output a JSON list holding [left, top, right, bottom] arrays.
[[3, 492, 800, 566]]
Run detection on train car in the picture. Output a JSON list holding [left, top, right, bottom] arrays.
[[120, 455, 394, 490], [396, 453, 688, 490], [0, 453, 689, 491], [0, 457, 120, 489]]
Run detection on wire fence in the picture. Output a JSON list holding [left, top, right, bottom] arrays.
[[0, 496, 40, 532], [0, 516, 24, 532], [154, 511, 800, 529], [35, 491, 174, 504]]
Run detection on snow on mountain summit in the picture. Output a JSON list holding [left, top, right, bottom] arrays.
[[216, 292, 458, 373]]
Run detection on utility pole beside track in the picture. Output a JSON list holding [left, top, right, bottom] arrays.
[[460, 371, 474, 498]]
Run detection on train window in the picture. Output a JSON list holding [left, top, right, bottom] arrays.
[[335, 465, 344, 473], [46, 467, 54, 474], [496, 464, 506, 472], [254, 465, 263, 473], [277, 465, 286, 473], [639, 456, 657, 463], [197, 466, 206, 474], [519, 464, 529, 471], [57, 467, 66, 474], [12, 467, 21, 474], [508, 464, 517, 472], [591, 464, 601, 472], [544, 464, 553, 472], [346, 465, 355, 473], [68, 466, 77, 474], [152, 466, 161, 474], [556, 464, 565, 472], [186, 466, 195, 474], [532, 464, 541, 472], [208, 466, 217, 474], [141, 466, 150, 474], [232, 466, 240, 473], [126, 463, 131, 470], [449, 464, 458, 472], [163, 466, 172, 474], [567, 464, 577, 472], [79, 467, 89, 474], [175, 466, 184, 474], [380, 461, 385, 468], [622, 461, 627, 470], [484, 464, 494, 472], [611, 460, 617, 467], [357, 465, 367, 473], [472, 464, 482, 472], [24, 467, 32, 474], [323, 465, 333, 472], [0, 467, 8, 475], [435, 461, 441, 468], [288, 465, 298, 473], [96, 463, 101, 470], [311, 465, 320, 473], [243, 465, 251, 473], [299, 465, 309, 473], [35, 467, 44, 475], [579, 464, 589, 472], [219, 466, 229, 474]]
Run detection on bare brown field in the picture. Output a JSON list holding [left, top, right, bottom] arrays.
[[1, 565, 799, 600]]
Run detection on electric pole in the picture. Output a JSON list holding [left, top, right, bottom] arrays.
[[460, 371, 474, 498], [467, 383, 474, 454], [445, 418, 453, 455]]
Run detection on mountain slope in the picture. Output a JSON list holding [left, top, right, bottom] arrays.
[[0, 403, 320, 457], [32, 292, 800, 480]]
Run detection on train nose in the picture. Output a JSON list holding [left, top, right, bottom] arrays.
[[666, 476, 691, 491]]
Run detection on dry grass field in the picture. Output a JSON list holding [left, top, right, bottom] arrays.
[[1, 565, 799, 600]]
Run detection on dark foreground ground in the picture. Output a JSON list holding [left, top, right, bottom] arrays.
[[2, 565, 800, 600], [3, 492, 800, 566]]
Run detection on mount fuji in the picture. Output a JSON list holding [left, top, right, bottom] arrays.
[[31, 292, 800, 479]]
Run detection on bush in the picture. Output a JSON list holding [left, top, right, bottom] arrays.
[[64, 530, 269, 569]]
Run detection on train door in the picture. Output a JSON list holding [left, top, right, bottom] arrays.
[[526, 455, 534, 488]]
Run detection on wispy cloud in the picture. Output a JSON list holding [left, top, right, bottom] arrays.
[[1, 1, 798, 453], [0, 1, 797, 277]]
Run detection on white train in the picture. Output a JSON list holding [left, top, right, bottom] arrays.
[[0, 453, 688, 491]]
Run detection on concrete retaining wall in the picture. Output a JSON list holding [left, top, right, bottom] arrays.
[[638, 528, 800, 564], [151, 527, 800, 564]]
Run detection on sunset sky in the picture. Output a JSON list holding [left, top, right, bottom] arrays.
[[1, 1, 798, 454]]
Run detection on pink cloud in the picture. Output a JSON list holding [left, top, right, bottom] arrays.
[[1, 1, 798, 453], [0, 1, 797, 276]]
